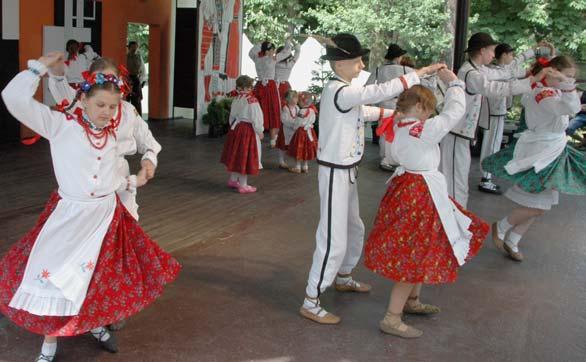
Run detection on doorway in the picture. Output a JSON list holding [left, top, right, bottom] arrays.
[[126, 22, 150, 119]]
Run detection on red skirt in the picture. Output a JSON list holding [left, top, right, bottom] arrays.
[[276, 127, 288, 151], [220, 122, 260, 175], [288, 128, 318, 161], [254, 80, 281, 130], [0, 192, 181, 336], [278, 81, 291, 106], [364, 173, 488, 284]]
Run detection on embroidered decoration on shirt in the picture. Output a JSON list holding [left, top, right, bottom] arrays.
[[535, 89, 558, 104], [80, 260, 96, 273], [408, 122, 424, 138]]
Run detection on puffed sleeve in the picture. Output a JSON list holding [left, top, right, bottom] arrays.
[[419, 80, 467, 144]]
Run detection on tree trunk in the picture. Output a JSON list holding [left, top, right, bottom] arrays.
[[444, 0, 458, 69]]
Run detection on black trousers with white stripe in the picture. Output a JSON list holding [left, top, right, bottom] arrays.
[[305, 166, 365, 298]]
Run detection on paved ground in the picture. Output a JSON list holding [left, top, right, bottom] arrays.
[[1, 119, 585, 362]]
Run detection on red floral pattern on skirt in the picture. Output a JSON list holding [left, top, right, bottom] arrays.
[[278, 81, 291, 106], [364, 173, 488, 284], [276, 127, 288, 151], [254, 80, 281, 130], [0, 192, 181, 336], [220, 122, 260, 175], [288, 128, 318, 161]]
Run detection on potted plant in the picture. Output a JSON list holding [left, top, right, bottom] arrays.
[[202, 97, 233, 137]]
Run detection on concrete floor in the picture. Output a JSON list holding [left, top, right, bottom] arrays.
[[1, 119, 585, 362]]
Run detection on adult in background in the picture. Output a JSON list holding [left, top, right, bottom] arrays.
[[126, 41, 147, 115]]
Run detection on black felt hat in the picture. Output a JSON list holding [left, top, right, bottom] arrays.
[[321, 33, 370, 61], [465, 32, 498, 52], [495, 43, 514, 59], [384, 43, 407, 60]]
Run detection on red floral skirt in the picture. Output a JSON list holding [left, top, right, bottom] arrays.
[[278, 81, 291, 106], [0, 192, 181, 336], [364, 173, 488, 284], [220, 122, 260, 175], [254, 80, 281, 130], [288, 128, 318, 161], [276, 127, 288, 151]]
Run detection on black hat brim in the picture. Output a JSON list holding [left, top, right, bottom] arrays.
[[321, 48, 370, 61]]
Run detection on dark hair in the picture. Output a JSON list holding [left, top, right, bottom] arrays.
[[495, 43, 514, 60], [89, 58, 119, 75], [396, 85, 436, 115], [277, 45, 294, 63], [66, 39, 79, 59], [128, 41, 138, 47], [530, 55, 575, 76], [261, 41, 275, 54], [236, 75, 254, 89]]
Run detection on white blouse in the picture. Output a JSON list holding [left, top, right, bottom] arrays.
[[249, 41, 292, 81]]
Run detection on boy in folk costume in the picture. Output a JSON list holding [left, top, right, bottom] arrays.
[[275, 41, 301, 104], [287, 92, 318, 173], [364, 70, 489, 338], [300, 33, 444, 324], [0, 52, 180, 362], [365, 43, 436, 172], [439, 32, 551, 207], [482, 56, 583, 261], [277, 89, 299, 169], [249, 39, 293, 147], [221, 75, 265, 194], [48, 58, 160, 222]]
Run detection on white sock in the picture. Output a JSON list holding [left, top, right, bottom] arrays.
[[278, 151, 286, 165], [303, 161, 308, 169], [505, 231, 522, 252], [336, 274, 352, 285], [40, 341, 57, 359], [238, 174, 248, 187], [90, 327, 111, 342], [295, 161, 301, 169], [302, 297, 328, 317], [497, 217, 513, 239], [229, 173, 238, 182]]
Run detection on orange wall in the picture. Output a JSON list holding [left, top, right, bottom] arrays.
[[101, 0, 173, 119], [19, 0, 54, 138]]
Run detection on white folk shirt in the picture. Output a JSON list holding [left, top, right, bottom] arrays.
[[295, 107, 317, 141], [230, 92, 265, 169], [275, 43, 301, 83], [505, 82, 581, 175], [2, 62, 134, 316], [452, 50, 534, 139], [281, 104, 299, 144], [390, 80, 473, 265], [64, 45, 100, 84], [317, 72, 419, 168], [249, 41, 292, 82], [48, 74, 161, 170], [365, 63, 437, 109]]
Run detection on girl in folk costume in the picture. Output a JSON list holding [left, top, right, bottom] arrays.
[[364, 70, 489, 338], [48, 57, 161, 222], [275, 41, 301, 104], [221, 75, 265, 194], [482, 56, 583, 262], [288, 92, 318, 173], [365, 43, 436, 172], [277, 89, 299, 169], [0, 53, 180, 362], [64, 39, 100, 88], [249, 39, 293, 146]]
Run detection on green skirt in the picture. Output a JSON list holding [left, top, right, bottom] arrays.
[[482, 111, 586, 195]]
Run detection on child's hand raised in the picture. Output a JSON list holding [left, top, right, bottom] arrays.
[[416, 63, 447, 77], [438, 68, 457, 83], [38, 52, 64, 69]]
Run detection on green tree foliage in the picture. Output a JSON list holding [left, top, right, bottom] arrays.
[[127, 23, 150, 61], [470, 0, 586, 61]]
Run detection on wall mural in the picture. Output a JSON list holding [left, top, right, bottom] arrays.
[[197, 0, 241, 135]]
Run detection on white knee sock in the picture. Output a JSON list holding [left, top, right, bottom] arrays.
[[505, 231, 522, 252], [40, 341, 57, 359], [295, 161, 301, 169], [302, 297, 328, 317], [239, 174, 248, 187], [91, 327, 111, 342], [278, 151, 286, 165], [303, 161, 308, 169], [497, 217, 513, 239], [229, 173, 238, 182], [335, 274, 352, 285]]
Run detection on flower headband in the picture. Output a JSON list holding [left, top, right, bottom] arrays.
[[79, 72, 128, 95]]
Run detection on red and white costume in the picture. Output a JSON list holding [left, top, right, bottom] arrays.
[[0, 62, 180, 336], [221, 91, 264, 175], [276, 103, 298, 151], [275, 42, 301, 103], [249, 41, 292, 130], [364, 80, 488, 283], [288, 106, 318, 161], [64, 45, 100, 87], [48, 74, 161, 220]]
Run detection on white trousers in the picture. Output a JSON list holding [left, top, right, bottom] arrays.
[[479, 116, 505, 179], [305, 166, 365, 298], [440, 133, 471, 208], [117, 158, 139, 220]]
